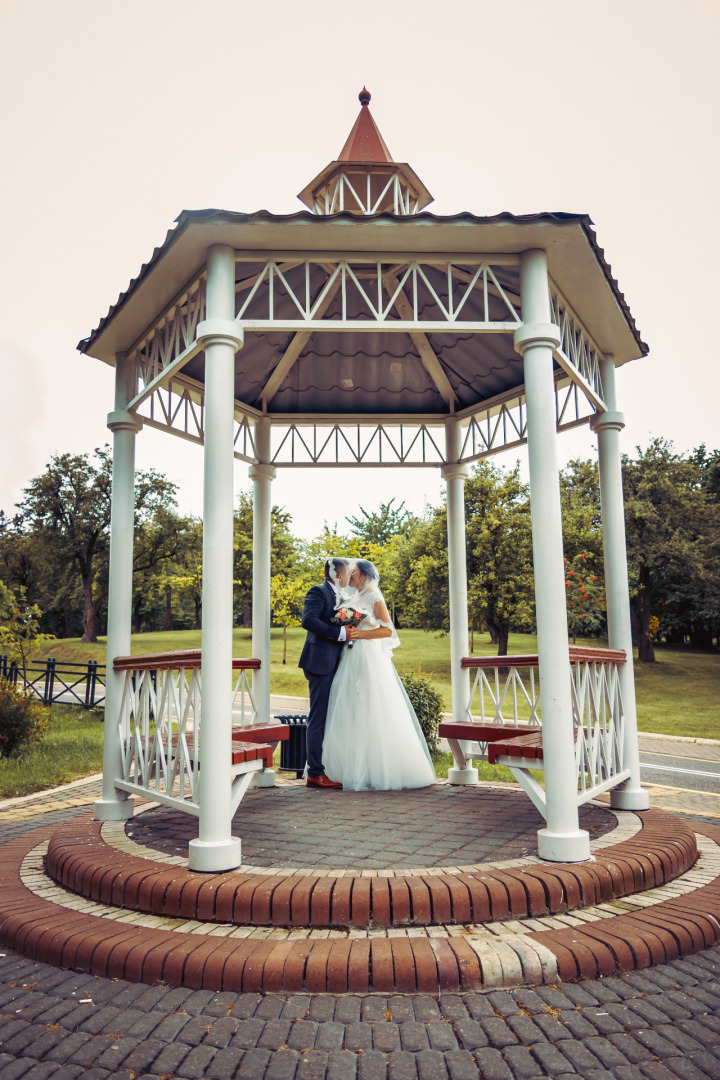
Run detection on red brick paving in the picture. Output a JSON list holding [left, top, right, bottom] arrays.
[[2, 809, 720, 993]]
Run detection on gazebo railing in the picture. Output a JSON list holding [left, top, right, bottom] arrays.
[[459, 646, 629, 810], [111, 650, 261, 814]]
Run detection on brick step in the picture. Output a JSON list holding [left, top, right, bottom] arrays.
[[0, 815, 718, 994], [44, 809, 698, 930]]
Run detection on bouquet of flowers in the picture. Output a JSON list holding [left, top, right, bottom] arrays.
[[331, 605, 367, 648]]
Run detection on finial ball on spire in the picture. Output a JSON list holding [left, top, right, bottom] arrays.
[[359, 87, 371, 106]]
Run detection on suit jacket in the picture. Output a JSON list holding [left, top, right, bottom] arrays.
[[298, 581, 345, 675]]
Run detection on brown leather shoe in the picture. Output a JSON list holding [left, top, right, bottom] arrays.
[[306, 774, 343, 789]]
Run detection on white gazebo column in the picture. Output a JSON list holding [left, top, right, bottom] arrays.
[[590, 360, 650, 811], [515, 249, 590, 862], [189, 244, 243, 872], [442, 418, 477, 785], [94, 355, 142, 821], [249, 416, 276, 785]]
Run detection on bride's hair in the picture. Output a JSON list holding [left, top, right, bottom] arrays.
[[354, 559, 379, 584]]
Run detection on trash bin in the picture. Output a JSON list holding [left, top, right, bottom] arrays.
[[277, 714, 309, 778]]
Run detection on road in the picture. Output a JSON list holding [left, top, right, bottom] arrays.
[[637, 736, 720, 823]]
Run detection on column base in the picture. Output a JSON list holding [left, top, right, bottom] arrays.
[[252, 769, 276, 788], [188, 837, 242, 872], [610, 787, 650, 811], [448, 767, 479, 786], [94, 797, 134, 822], [537, 828, 591, 862]]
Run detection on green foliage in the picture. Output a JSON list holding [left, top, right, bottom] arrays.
[[14, 448, 178, 643], [233, 493, 297, 627], [564, 554, 606, 643], [622, 439, 720, 660], [390, 461, 535, 653], [0, 581, 55, 678], [397, 668, 443, 754], [0, 703, 103, 797], [465, 462, 534, 654], [131, 509, 199, 632], [0, 678, 50, 758], [559, 459, 604, 564], [271, 573, 310, 663], [346, 498, 415, 548]]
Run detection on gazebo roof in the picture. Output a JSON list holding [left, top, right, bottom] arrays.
[[78, 93, 646, 427], [79, 209, 646, 419]]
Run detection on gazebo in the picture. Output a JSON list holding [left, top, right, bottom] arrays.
[[80, 90, 649, 872]]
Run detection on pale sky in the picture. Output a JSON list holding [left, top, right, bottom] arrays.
[[1, 0, 718, 539]]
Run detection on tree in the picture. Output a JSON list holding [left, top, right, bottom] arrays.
[[390, 462, 535, 655], [346, 499, 415, 548], [623, 439, 720, 661], [132, 512, 199, 632], [560, 459, 604, 565], [271, 573, 310, 663], [564, 554, 606, 644], [233, 493, 297, 628], [17, 449, 178, 643], [0, 581, 54, 680], [465, 462, 534, 656]]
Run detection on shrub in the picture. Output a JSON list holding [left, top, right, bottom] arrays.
[[397, 668, 443, 755], [0, 678, 50, 758]]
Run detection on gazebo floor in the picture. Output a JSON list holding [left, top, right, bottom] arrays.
[[2, 779, 719, 994]]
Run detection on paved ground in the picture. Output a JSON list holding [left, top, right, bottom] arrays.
[[4, 738, 720, 1077], [128, 785, 615, 870]]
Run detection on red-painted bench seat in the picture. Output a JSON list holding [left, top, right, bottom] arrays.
[[439, 721, 542, 744], [231, 723, 289, 744], [488, 731, 545, 764]]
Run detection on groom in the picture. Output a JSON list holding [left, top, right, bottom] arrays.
[[299, 557, 358, 789]]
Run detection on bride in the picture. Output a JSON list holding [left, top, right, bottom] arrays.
[[321, 559, 436, 791]]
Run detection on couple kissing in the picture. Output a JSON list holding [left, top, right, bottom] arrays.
[[298, 557, 435, 792]]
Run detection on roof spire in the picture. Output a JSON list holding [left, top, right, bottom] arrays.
[[337, 87, 394, 164], [297, 90, 433, 216]]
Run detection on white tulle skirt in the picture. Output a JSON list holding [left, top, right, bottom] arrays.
[[322, 639, 436, 791]]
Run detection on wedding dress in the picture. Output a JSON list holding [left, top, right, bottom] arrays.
[[322, 580, 436, 791]]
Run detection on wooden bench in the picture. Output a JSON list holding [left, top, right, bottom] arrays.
[[171, 732, 274, 771], [438, 720, 543, 772], [487, 730, 544, 764], [232, 723, 289, 747]]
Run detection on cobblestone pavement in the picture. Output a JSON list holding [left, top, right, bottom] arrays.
[[127, 785, 615, 869], [3, 944, 720, 1079], [4, 752, 720, 1078]]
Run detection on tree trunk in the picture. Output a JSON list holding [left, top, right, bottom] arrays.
[[133, 594, 142, 635], [636, 565, 656, 663], [163, 585, 173, 632], [487, 619, 508, 657], [194, 598, 202, 630], [81, 574, 98, 643], [243, 601, 251, 629], [282, 624, 287, 664]]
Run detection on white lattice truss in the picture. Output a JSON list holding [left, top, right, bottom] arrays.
[[459, 654, 629, 818], [550, 280, 607, 411], [121, 254, 605, 466], [113, 661, 261, 816], [310, 168, 422, 216], [233, 256, 521, 333]]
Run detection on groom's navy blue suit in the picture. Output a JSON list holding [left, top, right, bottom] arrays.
[[299, 580, 345, 778]]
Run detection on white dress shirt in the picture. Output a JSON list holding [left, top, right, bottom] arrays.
[[329, 580, 347, 641]]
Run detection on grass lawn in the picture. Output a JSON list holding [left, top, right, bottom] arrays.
[[4, 628, 715, 797], [0, 704, 104, 799]]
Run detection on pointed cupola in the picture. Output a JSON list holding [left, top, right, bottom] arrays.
[[297, 88, 433, 216]]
